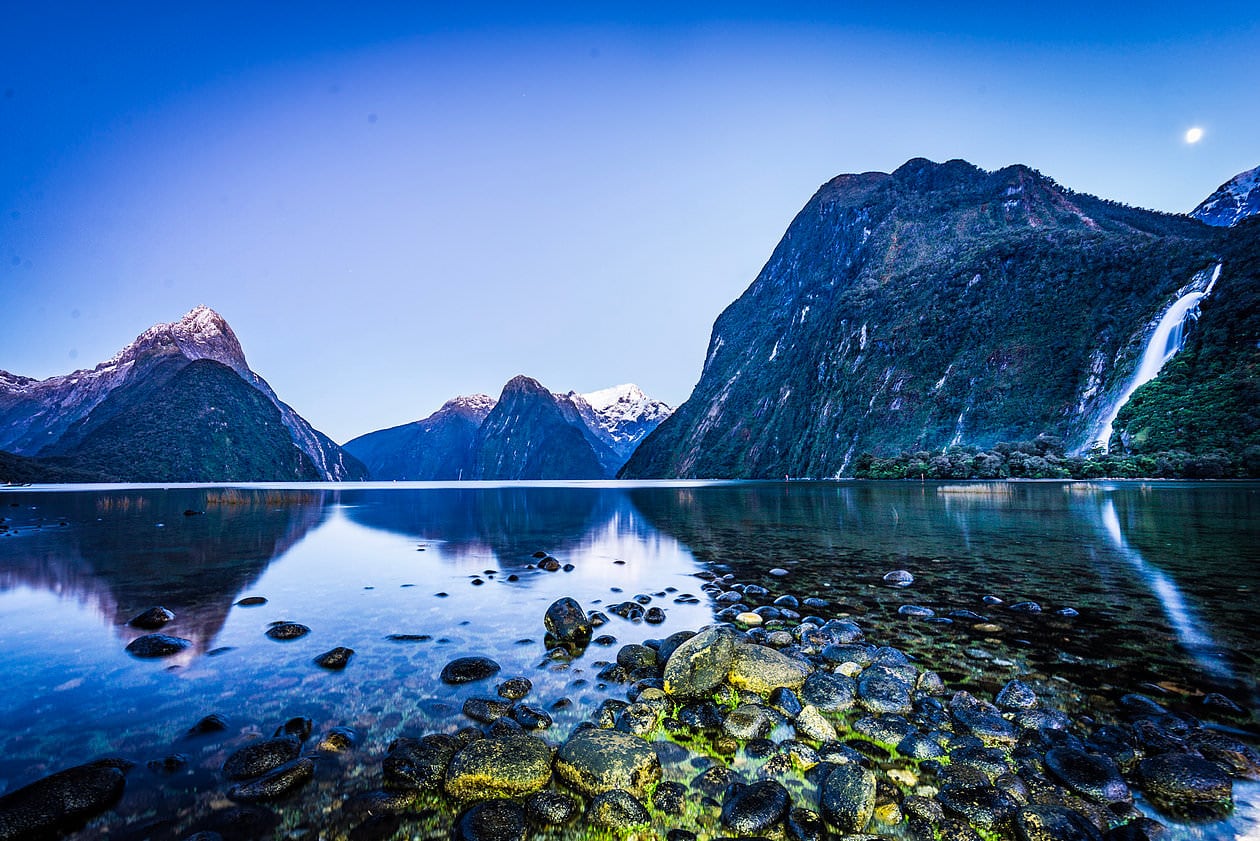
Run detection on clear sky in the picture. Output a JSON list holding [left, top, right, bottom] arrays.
[[2, 2, 1258, 443]]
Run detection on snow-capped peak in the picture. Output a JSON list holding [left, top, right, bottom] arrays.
[[103, 304, 248, 374], [1191, 164, 1260, 227], [569, 383, 673, 457], [439, 394, 497, 419]]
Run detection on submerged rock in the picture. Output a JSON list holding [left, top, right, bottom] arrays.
[[721, 779, 791, 834], [125, 633, 192, 658], [453, 799, 527, 841], [227, 758, 313, 802], [1045, 747, 1130, 804], [586, 789, 650, 830], [222, 737, 301, 781], [555, 728, 661, 797], [1138, 752, 1233, 817], [383, 734, 461, 791], [0, 760, 129, 841], [525, 790, 579, 826], [1014, 805, 1103, 841], [819, 762, 875, 832], [440, 656, 502, 684]]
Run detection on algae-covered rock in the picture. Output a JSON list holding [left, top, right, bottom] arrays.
[[444, 736, 552, 800], [554, 728, 661, 797]]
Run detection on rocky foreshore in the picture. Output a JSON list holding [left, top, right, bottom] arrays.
[[2, 570, 1257, 841]]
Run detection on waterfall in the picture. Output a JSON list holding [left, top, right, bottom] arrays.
[[1088, 263, 1221, 452]]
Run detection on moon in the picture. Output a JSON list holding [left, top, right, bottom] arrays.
[[1185, 127, 1204, 144]]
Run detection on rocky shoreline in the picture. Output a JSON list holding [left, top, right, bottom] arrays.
[[1, 570, 1257, 841]]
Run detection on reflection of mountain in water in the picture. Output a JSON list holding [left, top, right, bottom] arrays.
[[340, 486, 635, 567], [0, 488, 329, 654]]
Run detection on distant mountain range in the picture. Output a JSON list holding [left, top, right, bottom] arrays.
[[2, 161, 1256, 483], [344, 379, 671, 480], [0, 306, 365, 482]]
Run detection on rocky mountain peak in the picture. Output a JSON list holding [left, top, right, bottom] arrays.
[[109, 305, 248, 374], [439, 394, 498, 420], [1192, 165, 1260, 227]]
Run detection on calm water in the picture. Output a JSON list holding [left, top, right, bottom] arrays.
[[0, 481, 1257, 839]]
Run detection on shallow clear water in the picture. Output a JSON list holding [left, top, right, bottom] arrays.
[[0, 480, 1256, 840]]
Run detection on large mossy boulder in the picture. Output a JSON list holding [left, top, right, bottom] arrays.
[[444, 736, 553, 800], [554, 728, 661, 797], [662, 626, 736, 698], [728, 644, 811, 695], [819, 762, 875, 833]]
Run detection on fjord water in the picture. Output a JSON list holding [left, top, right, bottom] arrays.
[[0, 481, 1257, 839]]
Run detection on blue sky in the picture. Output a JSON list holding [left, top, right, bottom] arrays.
[[2, 2, 1258, 443]]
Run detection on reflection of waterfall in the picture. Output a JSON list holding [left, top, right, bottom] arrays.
[[1089, 264, 1221, 452], [1098, 498, 1232, 684]]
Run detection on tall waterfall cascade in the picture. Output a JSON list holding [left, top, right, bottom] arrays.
[[1088, 263, 1222, 452]]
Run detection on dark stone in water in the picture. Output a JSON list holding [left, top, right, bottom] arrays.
[[315, 726, 358, 753], [883, 570, 915, 587], [227, 758, 313, 802], [769, 686, 803, 718], [1045, 747, 1131, 804], [264, 623, 310, 641], [453, 799, 527, 841], [441, 656, 502, 684], [1189, 731, 1260, 780], [511, 703, 553, 731], [235, 597, 268, 607], [617, 644, 657, 670], [223, 737, 301, 781], [555, 728, 661, 797], [644, 607, 666, 624], [383, 735, 461, 791], [1102, 816, 1169, 840], [898, 604, 935, 617], [0, 759, 128, 840], [786, 806, 828, 841], [525, 790, 579, 826], [652, 781, 687, 814], [313, 647, 354, 670], [1008, 601, 1042, 614], [496, 677, 532, 700], [1014, 805, 1103, 841], [463, 697, 512, 724], [348, 812, 402, 841], [663, 626, 736, 699], [128, 606, 175, 630], [802, 672, 856, 712], [936, 779, 1020, 828], [274, 717, 312, 742], [586, 789, 650, 830], [125, 633, 191, 658], [996, 679, 1038, 710], [194, 805, 279, 840], [1137, 752, 1233, 818], [146, 753, 188, 774], [444, 735, 553, 800], [185, 714, 228, 738], [544, 597, 592, 643], [721, 779, 791, 834], [856, 667, 913, 715], [385, 634, 431, 642]]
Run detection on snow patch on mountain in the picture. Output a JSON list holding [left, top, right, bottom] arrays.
[[572, 383, 673, 459], [1191, 165, 1260, 227]]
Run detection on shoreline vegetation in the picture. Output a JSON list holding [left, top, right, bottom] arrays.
[[853, 435, 1260, 481]]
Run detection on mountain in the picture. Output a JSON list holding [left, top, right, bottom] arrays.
[[622, 158, 1227, 479], [344, 394, 496, 480], [470, 376, 610, 479], [0, 306, 365, 481], [1192, 165, 1260, 228], [345, 379, 672, 480]]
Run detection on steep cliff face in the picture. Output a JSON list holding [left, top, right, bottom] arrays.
[[0, 306, 365, 480], [622, 158, 1221, 478]]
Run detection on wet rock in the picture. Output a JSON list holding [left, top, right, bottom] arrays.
[[786, 806, 828, 841], [1103, 816, 1169, 840], [801, 672, 856, 712], [383, 734, 461, 791], [950, 691, 1018, 745], [193, 805, 279, 840], [794, 704, 838, 742], [996, 679, 1038, 710], [0, 760, 128, 841], [1190, 731, 1260, 780], [125, 633, 192, 658], [856, 667, 913, 715], [227, 758, 313, 802], [128, 606, 175, 630], [898, 732, 948, 759], [883, 570, 915, 587], [497, 677, 532, 700], [645, 607, 666, 624], [617, 644, 657, 670], [555, 728, 661, 797], [185, 714, 228, 738], [544, 597, 592, 643], [313, 647, 354, 670], [274, 717, 312, 742], [525, 790, 579, 826], [453, 799, 527, 841], [898, 604, 935, 618], [222, 737, 300, 781], [264, 623, 310, 641], [235, 596, 268, 607], [652, 781, 687, 814], [728, 644, 810, 695], [315, 726, 358, 753], [1137, 752, 1233, 818], [1008, 601, 1042, 614], [147, 753, 188, 774], [723, 703, 778, 740], [441, 656, 502, 684], [1045, 747, 1130, 804], [937, 779, 1020, 828], [444, 735, 552, 800], [819, 762, 876, 832], [663, 626, 736, 698], [615, 703, 658, 735], [463, 697, 512, 724], [512, 703, 553, 731], [587, 789, 650, 830], [1200, 692, 1247, 718], [770, 686, 804, 717], [721, 779, 791, 833], [1014, 805, 1104, 841], [736, 611, 763, 626]]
